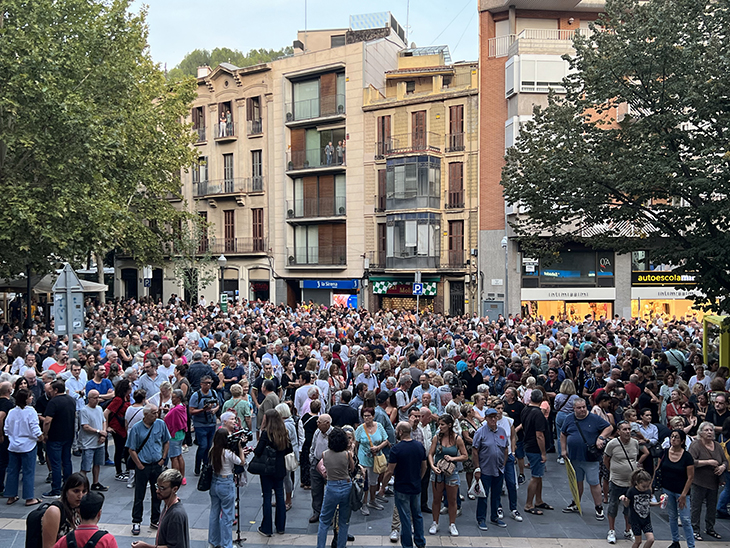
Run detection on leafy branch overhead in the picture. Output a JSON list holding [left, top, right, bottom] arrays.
[[166, 47, 293, 81], [501, 0, 730, 314]]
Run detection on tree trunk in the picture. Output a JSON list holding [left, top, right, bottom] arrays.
[[95, 251, 106, 304]]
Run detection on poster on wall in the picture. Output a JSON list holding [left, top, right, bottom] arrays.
[[332, 294, 358, 308]]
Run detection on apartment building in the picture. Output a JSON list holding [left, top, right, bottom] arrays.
[[362, 48, 479, 315]]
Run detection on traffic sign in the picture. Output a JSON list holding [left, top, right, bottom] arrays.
[[220, 293, 228, 313], [412, 283, 424, 295], [143, 278, 151, 288]]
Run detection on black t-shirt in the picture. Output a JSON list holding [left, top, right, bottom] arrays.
[[389, 439, 426, 495], [658, 449, 694, 495], [637, 392, 660, 424], [459, 370, 483, 400], [158, 500, 190, 548], [627, 486, 652, 528], [706, 408, 729, 431], [504, 399, 525, 441], [294, 358, 309, 375], [45, 394, 77, 442], [329, 403, 360, 428], [0, 397, 15, 430], [520, 405, 548, 454], [252, 376, 280, 405]]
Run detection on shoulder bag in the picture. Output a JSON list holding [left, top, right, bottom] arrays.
[[574, 417, 603, 462], [617, 439, 635, 470], [197, 459, 213, 491], [364, 427, 388, 474], [248, 443, 278, 476], [126, 421, 156, 469]]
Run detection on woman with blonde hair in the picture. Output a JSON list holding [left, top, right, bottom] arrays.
[[276, 402, 299, 511], [554, 379, 580, 465]]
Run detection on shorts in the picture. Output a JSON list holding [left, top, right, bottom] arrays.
[[607, 482, 630, 518], [81, 446, 105, 471], [515, 440, 525, 460], [631, 521, 653, 536], [168, 438, 182, 458], [526, 453, 544, 478], [573, 460, 600, 486], [431, 470, 460, 486]]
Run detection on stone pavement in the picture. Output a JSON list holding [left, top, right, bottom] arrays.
[[0, 446, 727, 548]]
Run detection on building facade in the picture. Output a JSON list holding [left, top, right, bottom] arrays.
[[361, 48, 479, 315]]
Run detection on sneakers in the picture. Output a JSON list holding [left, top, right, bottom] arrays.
[[150, 522, 158, 530], [557, 457, 565, 465], [595, 505, 605, 521], [491, 519, 507, 528], [43, 491, 61, 499], [440, 506, 448, 515], [115, 473, 129, 482], [563, 502, 579, 513], [510, 509, 523, 522], [182, 445, 189, 453], [257, 527, 271, 538], [607, 529, 616, 544], [181, 478, 187, 486], [390, 530, 399, 543], [375, 494, 388, 504], [45, 473, 52, 484], [623, 530, 634, 541], [477, 520, 489, 531], [518, 473, 526, 484], [667, 542, 680, 548], [91, 483, 108, 492], [131, 524, 140, 536], [361, 505, 370, 516], [449, 524, 459, 537], [429, 522, 439, 535], [456, 507, 462, 517], [497, 507, 504, 520], [368, 501, 384, 510]]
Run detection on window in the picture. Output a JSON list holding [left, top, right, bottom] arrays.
[[377, 169, 386, 211], [448, 105, 464, 151], [520, 55, 569, 93], [376, 115, 391, 158], [290, 72, 345, 122], [412, 111, 426, 149], [377, 223, 386, 265], [294, 225, 319, 264], [293, 80, 320, 120], [246, 97, 262, 134], [223, 154, 234, 192], [331, 34, 346, 47], [252, 208, 265, 251], [198, 212, 208, 253], [290, 174, 346, 218], [448, 163, 464, 208], [192, 156, 208, 184], [523, 250, 615, 287], [217, 101, 234, 137], [192, 106, 205, 141], [406, 81, 416, 94], [224, 210, 235, 252], [251, 150, 262, 191], [448, 220, 464, 266], [385, 156, 441, 210], [385, 212, 440, 269]]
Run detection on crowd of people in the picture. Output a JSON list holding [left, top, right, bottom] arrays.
[[0, 297, 728, 548]]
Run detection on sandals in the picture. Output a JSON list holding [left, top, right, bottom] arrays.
[[6, 497, 18, 505], [524, 507, 544, 515], [705, 531, 721, 539], [25, 498, 42, 507], [694, 532, 703, 541], [535, 502, 554, 510]]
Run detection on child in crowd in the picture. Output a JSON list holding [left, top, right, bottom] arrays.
[[620, 469, 660, 548]]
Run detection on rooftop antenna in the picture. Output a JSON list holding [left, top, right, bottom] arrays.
[[304, 0, 308, 51], [406, 0, 410, 44]]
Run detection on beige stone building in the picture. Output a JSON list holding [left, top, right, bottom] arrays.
[[361, 48, 479, 315]]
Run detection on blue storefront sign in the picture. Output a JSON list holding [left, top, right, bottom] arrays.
[[301, 279, 360, 290]]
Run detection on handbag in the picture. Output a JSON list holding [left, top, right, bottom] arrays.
[[285, 451, 298, 472], [468, 477, 486, 498], [575, 418, 603, 462], [316, 457, 328, 479], [364, 428, 388, 475], [651, 449, 666, 491], [126, 419, 155, 470], [349, 467, 365, 511], [197, 462, 213, 491], [248, 445, 277, 476]]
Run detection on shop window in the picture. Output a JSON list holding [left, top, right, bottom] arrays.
[[521, 250, 615, 287]]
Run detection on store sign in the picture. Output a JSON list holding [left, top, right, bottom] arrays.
[[373, 280, 437, 295], [631, 287, 701, 300], [631, 271, 697, 286], [521, 287, 616, 301], [301, 279, 360, 290]]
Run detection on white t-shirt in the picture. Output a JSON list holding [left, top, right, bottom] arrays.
[[497, 415, 515, 454]]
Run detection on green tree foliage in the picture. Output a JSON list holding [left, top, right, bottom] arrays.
[[171, 217, 217, 301], [501, 0, 730, 314], [0, 0, 198, 277], [170, 46, 293, 80]]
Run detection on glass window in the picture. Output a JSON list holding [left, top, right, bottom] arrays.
[[294, 80, 319, 120]]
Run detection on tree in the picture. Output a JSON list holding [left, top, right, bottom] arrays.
[[501, 0, 730, 314], [168, 46, 293, 80], [0, 0, 197, 279], [170, 217, 217, 303]]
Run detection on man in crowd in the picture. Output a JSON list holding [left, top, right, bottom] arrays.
[[43, 380, 76, 498], [473, 408, 509, 530], [493, 398, 522, 522], [521, 390, 550, 515], [412, 374, 441, 414], [459, 361, 483, 401], [79, 389, 109, 492], [52, 492, 118, 548], [396, 375, 417, 422], [355, 363, 378, 392], [417, 407, 436, 514], [127, 404, 170, 536], [308, 413, 332, 523], [349, 383, 366, 411], [138, 360, 164, 398], [188, 376, 221, 475], [329, 389, 359, 428], [187, 351, 218, 392], [131, 468, 189, 548], [503, 387, 526, 483]]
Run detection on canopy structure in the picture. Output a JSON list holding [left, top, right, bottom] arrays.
[[0, 274, 107, 294]]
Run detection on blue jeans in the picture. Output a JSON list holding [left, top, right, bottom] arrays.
[[665, 489, 694, 548], [500, 453, 518, 512], [555, 411, 570, 457], [393, 491, 425, 548], [260, 475, 286, 535], [47, 440, 72, 493], [194, 424, 216, 472], [317, 479, 352, 548], [476, 473, 503, 523], [717, 471, 730, 515], [209, 475, 235, 548], [3, 449, 36, 500]]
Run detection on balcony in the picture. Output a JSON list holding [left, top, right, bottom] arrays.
[[213, 121, 237, 142], [286, 197, 346, 221], [487, 28, 593, 59], [385, 254, 440, 270], [193, 177, 264, 197], [194, 126, 206, 143], [386, 192, 440, 211], [285, 94, 346, 124], [286, 246, 347, 267], [286, 148, 346, 172], [446, 250, 466, 268], [247, 119, 263, 136], [198, 237, 268, 255], [445, 132, 465, 153], [446, 189, 464, 209], [376, 132, 442, 158]]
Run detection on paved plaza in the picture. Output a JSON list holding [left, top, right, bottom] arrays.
[[0, 447, 727, 548]]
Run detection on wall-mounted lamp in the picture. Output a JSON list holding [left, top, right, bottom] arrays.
[[568, 17, 575, 25]]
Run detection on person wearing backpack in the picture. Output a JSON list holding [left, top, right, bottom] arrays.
[[51, 491, 117, 548], [29, 472, 89, 548]]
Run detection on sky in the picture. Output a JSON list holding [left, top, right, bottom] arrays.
[[130, 0, 479, 69]]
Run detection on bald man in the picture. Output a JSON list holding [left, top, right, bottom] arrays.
[[79, 389, 108, 491], [308, 414, 332, 523]]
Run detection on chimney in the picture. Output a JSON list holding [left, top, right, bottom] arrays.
[[197, 65, 212, 78], [293, 40, 305, 55]]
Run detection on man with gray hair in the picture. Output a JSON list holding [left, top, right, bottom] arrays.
[[396, 374, 417, 422], [127, 403, 170, 536]]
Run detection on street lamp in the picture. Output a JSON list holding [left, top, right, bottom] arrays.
[[500, 236, 508, 318], [217, 254, 227, 302]]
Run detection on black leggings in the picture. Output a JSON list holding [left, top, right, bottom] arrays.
[[112, 431, 129, 475]]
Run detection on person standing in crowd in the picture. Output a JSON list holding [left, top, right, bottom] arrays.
[[78, 390, 108, 492], [164, 389, 188, 484], [330, 389, 360, 428], [43, 380, 77, 498], [0, 381, 14, 495], [127, 404, 170, 536], [132, 469, 189, 548], [64, 362, 86, 456], [659, 429, 695, 548], [51, 491, 117, 548], [86, 364, 114, 404], [473, 408, 509, 531], [316, 426, 354, 548], [309, 413, 333, 523], [41, 473, 89, 548], [3, 388, 42, 505], [492, 398, 522, 522], [620, 469, 660, 548], [689, 421, 728, 540], [189, 375, 221, 476], [521, 390, 550, 515], [503, 387, 527, 484], [208, 428, 245, 548], [355, 406, 390, 515], [105, 379, 131, 482]]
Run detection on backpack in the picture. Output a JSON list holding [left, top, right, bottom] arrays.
[[25, 501, 61, 548], [65, 530, 109, 548]]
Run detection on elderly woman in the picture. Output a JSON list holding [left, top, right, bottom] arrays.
[[459, 403, 481, 496], [688, 421, 728, 540], [148, 381, 173, 417], [276, 402, 299, 511], [473, 393, 487, 421], [302, 386, 321, 415], [164, 389, 188, 484], [222, 384, 252, 430]]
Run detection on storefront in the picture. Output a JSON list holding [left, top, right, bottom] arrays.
[[248, 268, 270, 302], [520, 288, 616, 322], [631, 271, 703, 320], [371, 279, 438, 312], [301, 279, 360, 308]]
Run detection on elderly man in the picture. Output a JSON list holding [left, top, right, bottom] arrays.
[[355, 363, 379, 393], [138, 360, 164, 398], [420, 392, 438, 415], [473, 408, 509, 530], [412, 374, 441, 414], [308, 413, 332, 523], [127, 404, 170, 536], [157, 354, 175, 383], [23, 368, 44, 406], [79, 390, 108, 491], [560, 397, 612, 519]]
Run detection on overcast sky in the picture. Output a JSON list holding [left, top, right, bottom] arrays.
[[130, 0, 479, 69]]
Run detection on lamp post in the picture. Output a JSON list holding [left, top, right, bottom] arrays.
[[217, 254, 227, 303], [500, 236, 508, 318]]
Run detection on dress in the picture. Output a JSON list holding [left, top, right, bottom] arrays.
[[459, 418, 478, 473]]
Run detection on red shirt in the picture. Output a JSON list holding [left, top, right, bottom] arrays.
[[53, 525, 118, 548], [625, 382, 641, 404]]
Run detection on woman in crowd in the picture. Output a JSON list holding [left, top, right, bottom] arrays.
[[299, 399, 321, 489], [637, 407, 659, 475], [208, 428, 244, 548], [104, 379, 131, 482], [354, 406, 389, 515], [149, 381, 173, 417], [554, 379, 581, 465], [164, 389, 188, 484], [665, 389, 683, 424], [254, 409, 293, 537], [428, 413, 468, 537], [682, 401, 700, 438], [13, 376, 28, 395], [473, 392, 487, 421], [660, 372, 677, 423], [459, 403, 480, 497], [659, 429, 695, 548], [689, 421, 728, 541], [316, 427, 354, 548], [276, 402, 299, 511], [637, 382, 661, 424], [3, 389, 42, 505], [281, 360, 298, 402], [221, 355, 245, 399], [695, 391, 709, 422], [222, 383, 252, 430], [41, 473, 89, 548]]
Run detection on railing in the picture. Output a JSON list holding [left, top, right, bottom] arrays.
[[287, 148, 346, 171], [285, 94, 346, 122], [194, 126, 206, 142], [377, 132, 442, 156], [199, 237, 267, 254], [286, 197, 346, 219], [445, 132, 465, 152], [488, 35, 516, 58], [386, 193, 441, 210], [367, 251, 385, 269], [385, 255, 439, 270], [445, 71, 473, 89], [247, 119, 263, 135], [193, 177, 264, 197], [287, 246, 347, 266], [214, 121, 236, 139], [447, 249, 466, 268], [446, 189, 464, 208], [487, 28, 593, 58]]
